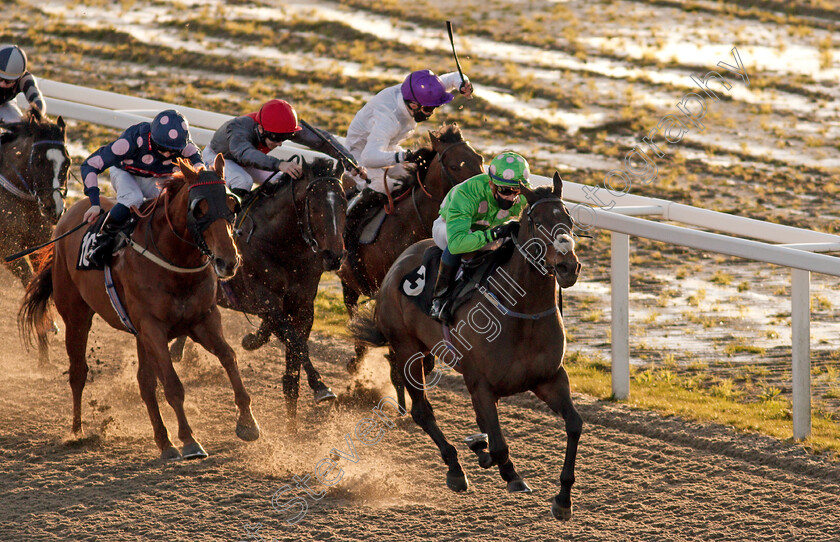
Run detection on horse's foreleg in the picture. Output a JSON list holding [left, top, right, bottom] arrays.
[[139, 330, 205, 459], [399, 344, 467, 492], [276, 306, 335, 404], [469, 386, 531, 493], [342, 281, 367, 374], [533, 366, 582, 521], [189, 308, 260, 442], [136, 341, 180, 460]]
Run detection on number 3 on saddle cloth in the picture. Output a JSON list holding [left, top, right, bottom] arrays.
[[399, 241, 516, 324]]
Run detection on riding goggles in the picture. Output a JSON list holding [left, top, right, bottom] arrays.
[[264, 131, 294, 143], [496, 186, 520, 196]]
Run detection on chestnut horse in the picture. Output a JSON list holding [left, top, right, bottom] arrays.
[[19, 156, 259, 459], [351, 174, 582, 520], [339, 123, 484, 373], [1, 109, 70, 362], [171, 157, 346, 425]]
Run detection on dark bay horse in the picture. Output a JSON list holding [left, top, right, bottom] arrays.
[[1, 109, 70, 362], [171, 157, 346, 425], [19, 156, 259, 459], [340, 124, 484, 373], [351, 173, 582, 520]]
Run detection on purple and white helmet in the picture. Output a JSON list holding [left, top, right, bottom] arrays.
[[400, 70, 454, 107], [150, 109, 190, 151]]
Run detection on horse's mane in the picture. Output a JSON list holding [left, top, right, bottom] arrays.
[[305, 156, 340, 178], [395, 123, 464, 184], [157, 169, 188, 195]]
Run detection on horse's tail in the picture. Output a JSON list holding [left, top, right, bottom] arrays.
[[18, 246, 55, 349], [348, 304, 388, 347]]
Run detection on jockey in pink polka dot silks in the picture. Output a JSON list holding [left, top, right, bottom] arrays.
[[79, 109, 203, 266]]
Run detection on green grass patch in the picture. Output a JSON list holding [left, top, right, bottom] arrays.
[[312, 288, 351, 338], [564, 352, 840, 457]]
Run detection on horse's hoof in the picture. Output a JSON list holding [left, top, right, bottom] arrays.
[[446, 471, 469, 493], [551, 496, 572, 521], [236, 422, 261, 442], [182, 441, 208, 460], [241, 332, 268, 351], [507, 479, 532, 493], [313, 386, 337, 404], [160, 446, 182, 461], [345, 357, 360, 374]]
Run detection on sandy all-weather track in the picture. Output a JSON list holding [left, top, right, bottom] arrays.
[[0, 273, 838, 542]]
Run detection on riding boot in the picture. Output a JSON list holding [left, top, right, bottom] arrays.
[[429, 260, 458, 322], [87, 213, 125, 267]]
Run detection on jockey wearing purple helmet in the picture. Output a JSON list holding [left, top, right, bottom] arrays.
[[343, 69, 473, 234]]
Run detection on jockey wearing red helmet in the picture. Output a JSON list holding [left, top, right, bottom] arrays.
[[205, 99, 365, 197]]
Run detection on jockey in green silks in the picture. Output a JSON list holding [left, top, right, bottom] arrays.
[[428, 151, 532, 321]]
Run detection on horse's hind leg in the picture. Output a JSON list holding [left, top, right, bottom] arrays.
[[386, 348, 406, 412], [136, 341, 181, 460], [138, 330, 205, 459], [189, 307, 260, 442], [398, 343, 467, 492], [63, 310, 93, 436], [469, 386, 531, 493], [242, 318, 272, 351], [51, 267, 94, 436], [341, 281, 367, 374], [533, 366, 582, 521]]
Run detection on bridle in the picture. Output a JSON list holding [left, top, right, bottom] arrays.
[[285, 174, 344, 253], [511, 196, 576, 278]]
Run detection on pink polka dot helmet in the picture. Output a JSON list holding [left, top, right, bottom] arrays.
[[488, 151, 530, 187], [150, 109, 190, 151]]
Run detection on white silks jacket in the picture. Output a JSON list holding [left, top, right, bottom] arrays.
[[345, 72, 466, 193]]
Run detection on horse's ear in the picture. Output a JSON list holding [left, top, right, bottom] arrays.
[[213, 153, 225, 179], [520, 182, 538, 205], [552, 171, 563, 197], [57, 116, 66, 131], [178, 157, 197, 182]]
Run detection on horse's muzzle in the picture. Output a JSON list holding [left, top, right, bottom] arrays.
[[214, 256, 240, 280], [555, 261, 581, 289], [321, 250, 344, 272]]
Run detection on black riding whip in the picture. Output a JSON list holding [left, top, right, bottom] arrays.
[[446, 21, 470, 97], [5, 220, 89, 263]]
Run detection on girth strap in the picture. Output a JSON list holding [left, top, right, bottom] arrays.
[[104, 264, 138, 335]]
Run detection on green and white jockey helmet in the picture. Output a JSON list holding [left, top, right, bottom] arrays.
[[488, 151, 530, 187]]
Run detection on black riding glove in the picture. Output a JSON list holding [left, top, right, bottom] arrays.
[[402, 149, 419, 164], [489, 221, 520, 241]]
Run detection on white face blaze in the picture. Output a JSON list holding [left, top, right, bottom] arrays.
[[326, 192, 338, 238], [45, 148, 66, 215]]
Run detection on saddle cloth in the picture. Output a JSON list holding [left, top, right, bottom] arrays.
[[399, 241, 515, 321], [76, 213, 137, 271], [76, 215, 108, 270]]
